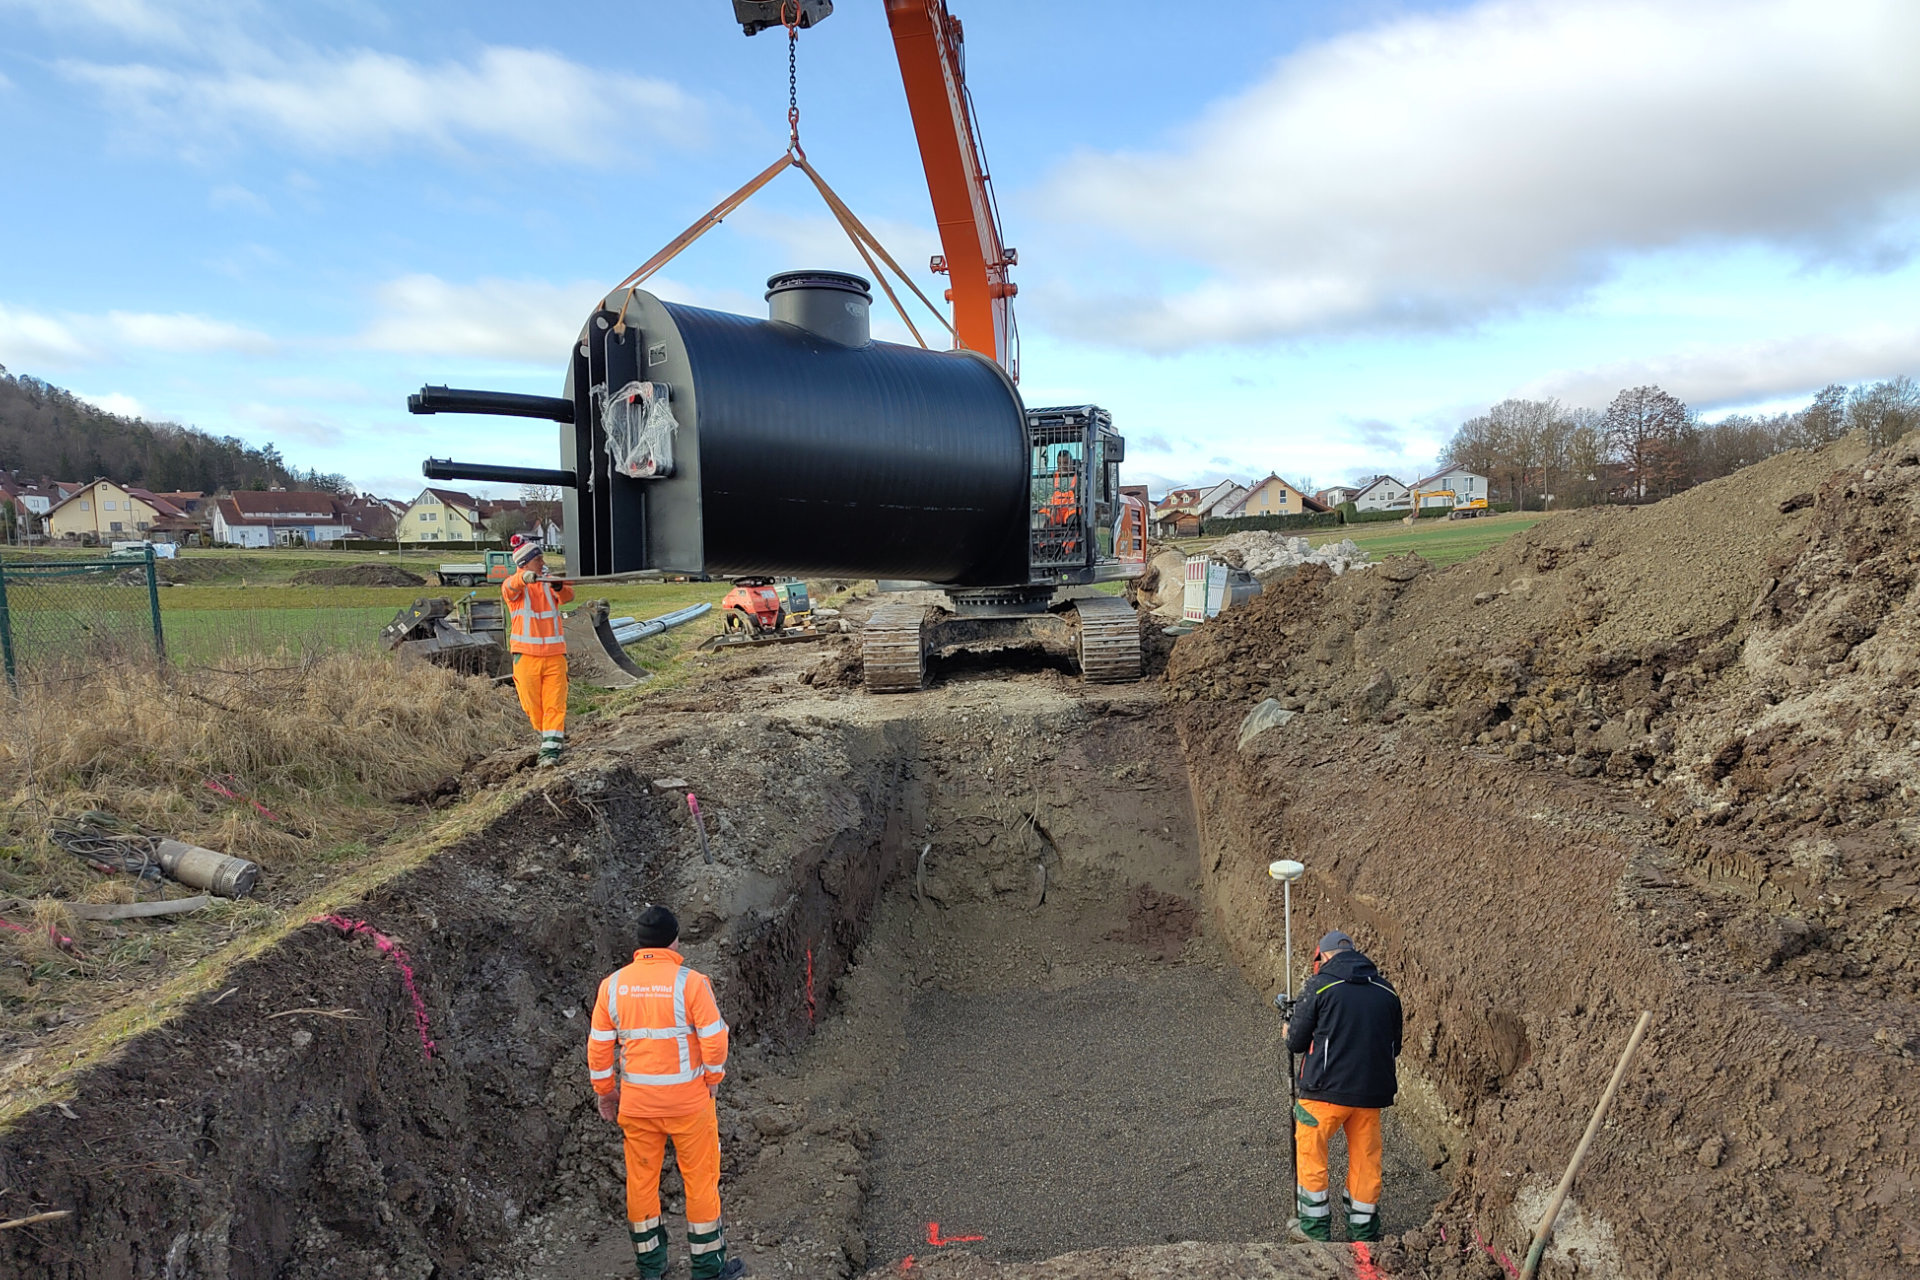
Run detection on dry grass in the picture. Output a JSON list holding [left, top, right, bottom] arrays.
[[0, 652, 526, 1089]]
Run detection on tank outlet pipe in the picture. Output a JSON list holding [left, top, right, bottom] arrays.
[[612, 603, 713, 646], [766, 269, 872, 348], [155, 839, 260, 898], [422, 458, 578, 489], [408, 385, 575, 423], [1269, 858, 1307, 1223]]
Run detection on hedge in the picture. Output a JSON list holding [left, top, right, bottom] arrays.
[[1200, 511, 1344, 535]]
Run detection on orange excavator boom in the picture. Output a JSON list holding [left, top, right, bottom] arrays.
[[883, 0, 1017, 373]]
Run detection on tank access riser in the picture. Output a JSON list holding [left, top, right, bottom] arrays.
[[861, 594, 1142, 693]]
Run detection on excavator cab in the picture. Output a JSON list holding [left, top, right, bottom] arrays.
[[1025, 406, 1125, 580]]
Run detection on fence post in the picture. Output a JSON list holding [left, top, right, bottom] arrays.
[[145, 546, 167, 662], [0, 557, 15, 690]]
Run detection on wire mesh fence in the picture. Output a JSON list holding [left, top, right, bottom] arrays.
[[0, 551, 165, 690]]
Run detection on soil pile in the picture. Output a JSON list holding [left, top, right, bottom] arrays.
[[290, 563, 427, 587], [1167, 431, 1920, 1279]]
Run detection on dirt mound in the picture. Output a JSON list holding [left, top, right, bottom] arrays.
[[290, 563, 427, 587], [1167, 431, 1920, 1278]]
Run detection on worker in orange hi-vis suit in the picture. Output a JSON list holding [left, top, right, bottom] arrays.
[[501, 540, 574, 766], [588, 905, 743, 1280]]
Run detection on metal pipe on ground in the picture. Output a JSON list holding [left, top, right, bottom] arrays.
[[611, 603, 712, 646]]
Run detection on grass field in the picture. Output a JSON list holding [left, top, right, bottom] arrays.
[[1177, 510, 1549, 567]]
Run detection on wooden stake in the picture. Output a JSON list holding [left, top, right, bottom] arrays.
[[0, 1209, 72, 1231], [1518, 1010, 1653, 1280]]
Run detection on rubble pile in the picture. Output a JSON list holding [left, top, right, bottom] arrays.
[[1209, 531, 1372, 580]]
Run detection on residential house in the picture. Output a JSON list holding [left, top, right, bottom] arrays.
[[1315, 484, 1359, 508], [1219, 474, 1330, 519], [212, 491, 354, 547], [1351, 475, 1412, 513], [398, 488, 490, 543], [1412, 468, 1489, 508], [340, 495, 402, 540], [44, 479, 184, 541]]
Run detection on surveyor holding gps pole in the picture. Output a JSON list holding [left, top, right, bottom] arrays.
[[1281, 929, 1402, 1243]]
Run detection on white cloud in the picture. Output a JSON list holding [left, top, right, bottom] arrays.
[[0, 304, 89, 368], [209, 183, 269, 213], [63, 46, 705, 164], [236, 403, 343, 447], [1, 0, 195, 46], [107, 310, 275, 353], [1525, 324, 1920, 410], [1041, 0, 1920, 346], [358, 274, 605, 363], [75, 390, 146, 418], [358, 272, 760, 363], [0, 302, 272, 369]]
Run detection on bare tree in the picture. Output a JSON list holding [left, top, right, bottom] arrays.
[[1844, 376, 1920, 447], [520, 483, 563, 532], [1603, 386, 1691, 501]]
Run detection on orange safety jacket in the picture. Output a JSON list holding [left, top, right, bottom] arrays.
[[588, 949, 730, 1117], [502, 570, 574, 656]]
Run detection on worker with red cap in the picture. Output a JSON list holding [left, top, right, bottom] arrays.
[[502, 539, 573, 765], [1283, 929, 1402, 1243], [588, 905, 743, 1280]]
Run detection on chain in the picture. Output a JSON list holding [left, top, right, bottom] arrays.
[[784, 2, 803, 157]]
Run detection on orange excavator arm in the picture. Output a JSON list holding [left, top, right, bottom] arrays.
[[883, 0, 1017, 373], [734, 0, 1017, 373]]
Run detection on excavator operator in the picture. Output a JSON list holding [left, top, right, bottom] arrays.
[[1044, 448, 1082, 556]]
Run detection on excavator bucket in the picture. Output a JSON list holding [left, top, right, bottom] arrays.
[[562, 599, 649, 689]]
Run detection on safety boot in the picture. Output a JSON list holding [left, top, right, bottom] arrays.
[[1342, 1191, 1381, 1242]]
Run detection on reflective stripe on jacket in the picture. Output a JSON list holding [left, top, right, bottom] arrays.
[[502, 570, 574, 655], [588, 949, 729, 1116]]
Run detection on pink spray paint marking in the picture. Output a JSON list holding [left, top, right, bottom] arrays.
[[205, 776, 279, 821], [1351, 1242, 1380, 1280], [1, 914, 84, 958], [314, 915, 436, 1058], [926, 1223, 984, 1247], [805, 947, 816, 1025], [1474, 1228, 1520, 1279]]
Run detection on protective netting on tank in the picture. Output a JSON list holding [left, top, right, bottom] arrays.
[[602, 380, 678, 478]]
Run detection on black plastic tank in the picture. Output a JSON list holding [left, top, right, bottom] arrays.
[[560, 270, 1031, 586]]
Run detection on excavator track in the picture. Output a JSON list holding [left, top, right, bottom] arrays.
[[1072, 595, 1142, 684], [862, 603, 928, 693]]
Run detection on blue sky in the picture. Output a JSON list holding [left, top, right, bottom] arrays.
[[3, 0, 1918, 499]]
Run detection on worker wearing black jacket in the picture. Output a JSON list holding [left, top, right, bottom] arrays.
[[1284, 930, 1401, 1242]]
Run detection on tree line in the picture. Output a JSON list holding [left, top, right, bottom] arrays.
[[1439, 376, 1920, 509], [0, 366, 344, 495]]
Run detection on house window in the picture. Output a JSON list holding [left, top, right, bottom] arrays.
[[80, 500, 91, 510], [110, 521, 123, 532], [137, 521, 150, 530], [104, 500, 117, 510]]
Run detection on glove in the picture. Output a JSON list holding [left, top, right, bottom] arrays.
[[1274, 993, 1296, 1020], [596, 1089, 620, 1123]]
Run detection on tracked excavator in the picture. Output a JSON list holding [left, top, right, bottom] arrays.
[[407, 1, 1146, 693]]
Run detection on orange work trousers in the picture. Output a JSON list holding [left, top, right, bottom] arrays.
[[1295, 1098, 1383, 1206], [512, 653, 568, 736], [619, 1100, 723, 1226]]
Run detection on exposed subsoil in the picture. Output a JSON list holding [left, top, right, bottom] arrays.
[[5, 434, 1918, 1280]]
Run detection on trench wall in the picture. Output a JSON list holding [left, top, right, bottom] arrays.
[[1180, 704, 1920, 1279], [0, 724, 915, 1279]]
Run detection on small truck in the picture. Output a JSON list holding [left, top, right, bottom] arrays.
[[435, 550, 515, 586]]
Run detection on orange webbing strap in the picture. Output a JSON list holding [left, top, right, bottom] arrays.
[[794, 155, 959, 349], [605, 152, 796, 327]]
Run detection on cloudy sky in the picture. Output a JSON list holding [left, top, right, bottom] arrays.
[[3, 0, 1918, 498]]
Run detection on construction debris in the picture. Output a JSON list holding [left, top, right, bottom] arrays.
[[1209, 532, 1371, 580]]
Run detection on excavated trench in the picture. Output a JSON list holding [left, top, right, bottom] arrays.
[[0, 688, 1451, 1280]]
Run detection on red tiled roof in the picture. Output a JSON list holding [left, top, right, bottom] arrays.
[[126, 488, 188, 519], [225, 490, 345, 520]]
